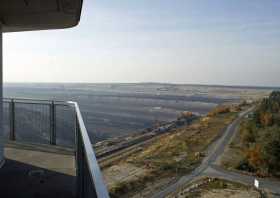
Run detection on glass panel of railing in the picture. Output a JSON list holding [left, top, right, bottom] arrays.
[[3, 99, 76, 148], [55, 104, 76, 147], [14, 101, 50, 144], [3, 101, 10, 140]]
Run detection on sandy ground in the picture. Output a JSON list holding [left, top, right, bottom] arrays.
[[131, 177, 177, 198], [103, 160, 178, 197], [103, 162, 148, 189], [199, 189, 260, 198]]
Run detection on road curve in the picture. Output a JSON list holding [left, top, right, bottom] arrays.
[[205, 165, 280, 195], [152, 107, 256, 198]]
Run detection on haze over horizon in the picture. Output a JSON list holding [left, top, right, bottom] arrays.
[[3, 81, 280, 89], [3, 0, 280, 87]]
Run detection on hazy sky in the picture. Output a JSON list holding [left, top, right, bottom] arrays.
[[3, 0, 280, 86]]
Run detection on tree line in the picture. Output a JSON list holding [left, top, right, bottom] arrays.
[[239, 91, 280, 177]]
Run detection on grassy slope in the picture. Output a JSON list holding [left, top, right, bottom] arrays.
[[129, 113, 237, 173], [109, 109, 239, 197]]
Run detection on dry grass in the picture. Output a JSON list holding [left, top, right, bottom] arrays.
[[172, 178, 261, 198], [106, 107, 239, 197], [219, 125, 245, 170], [129, 112, 237, 174]]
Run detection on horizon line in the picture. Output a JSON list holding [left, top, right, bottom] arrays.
[[3, 81, 280, 90]]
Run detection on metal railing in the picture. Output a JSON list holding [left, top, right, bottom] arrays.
[[3, 98, 76, 146], [3, 98, 110, 198], [69, 101, 110, 198]]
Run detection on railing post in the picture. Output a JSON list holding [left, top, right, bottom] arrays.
[[9, 99, 15, 141], [50, 101, 56, 145]]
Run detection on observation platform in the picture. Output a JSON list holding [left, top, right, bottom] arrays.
[[0, 98, 110, 198], [0, 141, 76, 198]]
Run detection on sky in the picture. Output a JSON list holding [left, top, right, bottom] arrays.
[[3, 0, 280, 86]]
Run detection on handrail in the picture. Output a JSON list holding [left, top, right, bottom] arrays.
[[68, 101, 110, 198], [3, 97, 69, 105], [4, 97, 110, 198]]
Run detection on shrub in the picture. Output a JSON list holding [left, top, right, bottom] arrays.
[[236, 159, 255, 172], [246, 144, 264, 170], [208, 106, 230, 117], [240, 121, 256, 145]]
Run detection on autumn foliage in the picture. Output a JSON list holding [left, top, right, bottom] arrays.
[[208, 106, 230, 117], [239, 91, 280, 177], [246, 144, 263, 169], [259, 112, 273, 126]]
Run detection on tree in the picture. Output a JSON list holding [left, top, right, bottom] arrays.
[[246, 144, 264, 171], [262, 128, 280, 174], [241, 91, 280, 176], [240, 121, 256, 145], [260, 112, 273, 127]]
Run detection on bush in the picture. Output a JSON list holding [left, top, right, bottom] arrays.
[[240, 121, 256, 145], [246, 144, 264, 170], [208, 106, 230, 117], [236, 159, 255, 172], [262, 127, 280, 174]]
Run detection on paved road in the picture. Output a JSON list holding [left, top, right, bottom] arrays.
[[205, 165, 280, 195], [152, 107, 280, 198]]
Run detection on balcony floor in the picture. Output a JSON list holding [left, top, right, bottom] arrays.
[[0, 142, 76, 198]]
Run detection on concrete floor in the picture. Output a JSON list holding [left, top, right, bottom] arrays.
[[0, 142, 77, 198]]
